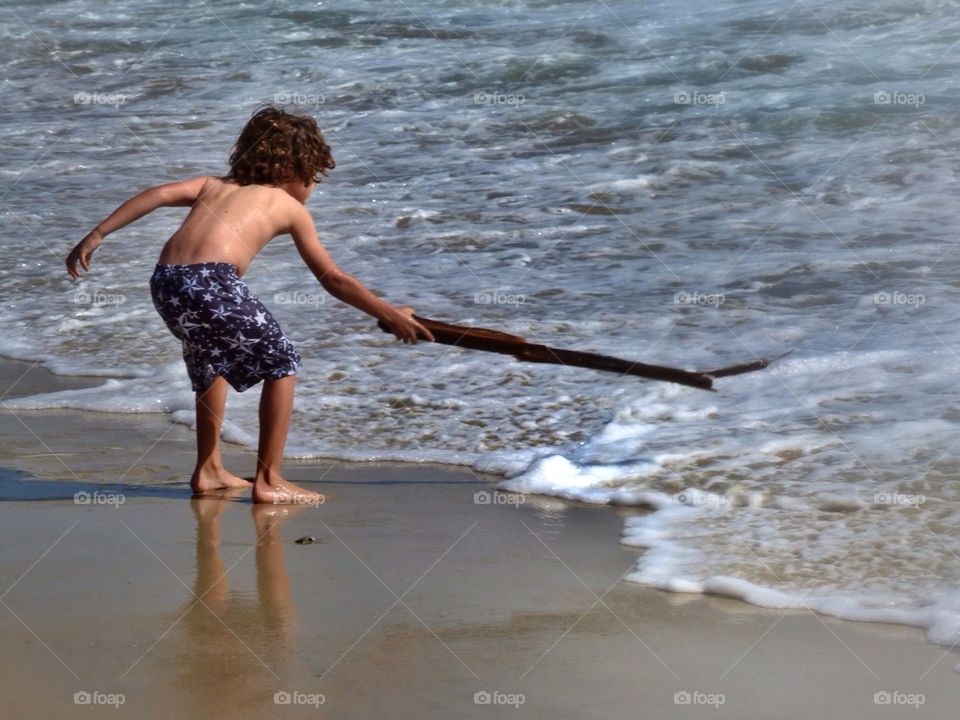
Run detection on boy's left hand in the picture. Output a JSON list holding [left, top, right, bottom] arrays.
[[66, 231, 102, 279]]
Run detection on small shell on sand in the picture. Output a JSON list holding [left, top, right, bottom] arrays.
[[295, 535, 317, 545]]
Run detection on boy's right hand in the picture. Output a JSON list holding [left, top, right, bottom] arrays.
[[66, 230, 103, 279], [384, 306, 434, 344]]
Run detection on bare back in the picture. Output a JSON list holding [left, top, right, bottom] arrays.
[[157, 177, 298, 275]]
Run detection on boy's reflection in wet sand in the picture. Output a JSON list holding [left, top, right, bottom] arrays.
[[165, 494, 312, 715]]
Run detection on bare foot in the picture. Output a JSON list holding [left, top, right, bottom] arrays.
[[252, 475, 325, 506], [191, 466, 253, 494]]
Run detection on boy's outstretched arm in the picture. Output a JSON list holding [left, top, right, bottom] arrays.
[[289, 206, 434, 344], [66, 176, 209, 279]]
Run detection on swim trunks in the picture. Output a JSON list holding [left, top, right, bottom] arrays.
[[150, 262, 302, 393]]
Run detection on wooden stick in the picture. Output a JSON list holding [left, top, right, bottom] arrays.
[[379, 315, 790, 390], [701, 350, 794, 379]]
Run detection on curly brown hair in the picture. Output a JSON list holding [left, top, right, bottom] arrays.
[[225, 105, 335, 187]]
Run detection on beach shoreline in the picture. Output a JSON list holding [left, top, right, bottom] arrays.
[[0, 357, 957, 718], [6, 0, 960, 714]]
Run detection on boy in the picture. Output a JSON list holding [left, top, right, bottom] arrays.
[[66, 106, 434, 504]]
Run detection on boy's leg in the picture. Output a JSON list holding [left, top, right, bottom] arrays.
[[252, 375, 324, 504], [192, 376, 252, 492]]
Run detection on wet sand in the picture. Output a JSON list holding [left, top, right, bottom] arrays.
[[0, 357, 956, 719]]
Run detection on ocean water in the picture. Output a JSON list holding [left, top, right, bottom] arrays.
[[4, 0, 960, 662]]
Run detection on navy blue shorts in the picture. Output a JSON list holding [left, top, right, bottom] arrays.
[[150, 262, 302, 393]]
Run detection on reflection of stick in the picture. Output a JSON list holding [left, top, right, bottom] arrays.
[[378, 315, 790, 392]]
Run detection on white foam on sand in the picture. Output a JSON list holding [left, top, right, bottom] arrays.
[[622, 500, 960, 664], [3, 363, 194, 413], [492, 348, 960, 670], [505, 452, 960, 667], [614, 486, 960, 668]]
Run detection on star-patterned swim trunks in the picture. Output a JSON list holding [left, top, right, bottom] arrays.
[[150, 262, 302, 393]]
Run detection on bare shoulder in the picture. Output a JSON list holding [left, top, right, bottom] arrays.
[[154, 175, 215, 206], [280, 194, 315, 233], [195, 175, 220, 191]]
